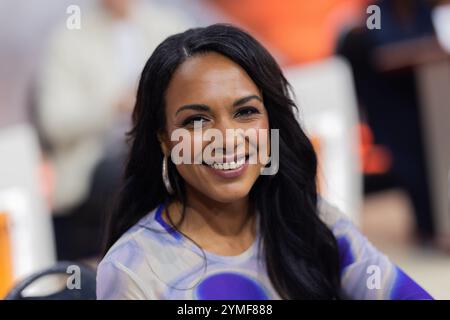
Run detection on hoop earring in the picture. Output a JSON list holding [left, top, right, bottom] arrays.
[[162, 155, 174, 195]]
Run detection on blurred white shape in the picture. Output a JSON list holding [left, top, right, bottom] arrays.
[[36, 0, 193, 212], [0, 124, 55, 286], [284, 57, 362, 223], [432, 4, 450, 53]]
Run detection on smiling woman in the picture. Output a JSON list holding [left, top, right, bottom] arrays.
[[96, 24, 433, 300]]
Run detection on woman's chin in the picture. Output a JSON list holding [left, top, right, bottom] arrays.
[[203, 186, 251, 204]]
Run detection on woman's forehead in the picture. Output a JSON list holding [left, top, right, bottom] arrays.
[[165, 52, 260, 108]]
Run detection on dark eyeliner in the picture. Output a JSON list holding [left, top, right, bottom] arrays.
[[235, 106, 260, 117], [182, 115, 208, 127]]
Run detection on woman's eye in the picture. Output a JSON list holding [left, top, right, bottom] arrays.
[[235, 107, 260, 118], [182, 116, 209, 127]]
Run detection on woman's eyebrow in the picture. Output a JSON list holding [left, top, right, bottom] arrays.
[[175, 104, 210, 115], [232, 95, 263, 107], [175, 95, 262, 115]]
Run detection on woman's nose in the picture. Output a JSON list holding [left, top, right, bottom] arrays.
[[213, 118, 246, 155]]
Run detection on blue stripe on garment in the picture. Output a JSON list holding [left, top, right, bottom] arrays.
[[337, 235, 355, 275], [154, 204, 183, 241], [390, 267, 433, 300]]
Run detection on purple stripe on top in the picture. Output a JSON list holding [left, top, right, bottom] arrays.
[[337, 236, 355, 275], [390, 267, 433, 300], [154, 204, 183, 241]]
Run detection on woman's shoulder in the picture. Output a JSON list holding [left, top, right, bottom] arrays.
[[99, 206, 168, 272], [316, 198, 375, 253], [317, 197, 354, 230], [97, 206, 176, 299], [316, 198, 433, 300]]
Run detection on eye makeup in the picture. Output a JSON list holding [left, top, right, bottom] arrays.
[[181, 115, 210, 128]]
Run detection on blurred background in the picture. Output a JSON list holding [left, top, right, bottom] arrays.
[[1, 0, 450, 299]]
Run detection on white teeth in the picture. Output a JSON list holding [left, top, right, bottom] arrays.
[[213, 163, 223, 170], [209, 158, 245, 170]]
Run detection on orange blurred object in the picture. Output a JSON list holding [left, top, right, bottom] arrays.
[[210, 0, 368, 64], [358, 123, 392, 175], [0, 212, 13, 298]]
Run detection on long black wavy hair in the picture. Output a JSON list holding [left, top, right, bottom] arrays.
[[105, 24, 342, 299]]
